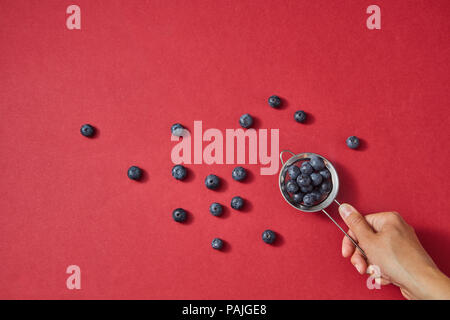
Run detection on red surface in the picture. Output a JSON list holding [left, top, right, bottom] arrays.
[[0, 0, 449, 300]]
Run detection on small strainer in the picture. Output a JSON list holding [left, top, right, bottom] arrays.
[[279, 150, 366, 258]]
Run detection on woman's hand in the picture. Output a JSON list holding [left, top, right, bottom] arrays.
[[339, 203, 450, 300]]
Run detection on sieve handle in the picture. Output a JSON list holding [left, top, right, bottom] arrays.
[[322, 200, 367, 259], [280, 150, 296, 166]]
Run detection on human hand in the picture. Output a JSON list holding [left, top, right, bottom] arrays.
[[339, 203, 450, 300]]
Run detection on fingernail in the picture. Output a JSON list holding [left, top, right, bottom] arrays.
[[339, 204, 353, 219], [354, 264, 362, 274]]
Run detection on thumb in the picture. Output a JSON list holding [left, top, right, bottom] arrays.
[[339, 203, 374, 239]]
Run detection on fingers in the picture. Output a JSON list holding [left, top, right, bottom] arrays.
[[342, 229, 367, 274], [351, 249, 367, 274], [339, 205, 370, 275], [400, 287, 415, 300], [376, 277, 391, 286], [339, 203, 374, 240], [342, 229, 357, 258]]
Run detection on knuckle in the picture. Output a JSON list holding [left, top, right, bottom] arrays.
[[386, 211, 402, 224], [347, 214, 365, 227]]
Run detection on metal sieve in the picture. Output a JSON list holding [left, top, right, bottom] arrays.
[[279, 150, 366, 258]]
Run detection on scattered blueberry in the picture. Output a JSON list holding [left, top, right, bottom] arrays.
[[232, 166, 247, 181], [80, 124, 95, 137], [127, 166, 142, 180], [172, 165, 187, 180], [309, 156, 325, 171], [320, 169, 331, 180], [292, 192, 305, 204], [268, 95, 281, 108], [346, 136, 360, 149], [297, 174, 311, 187], [262, 230, 276, 244], [300, 162, 314, 175], [294, 110, 307, 123], [172, 208, 187, 222], [320, 180, 332, 194], [300, 185, 314, 193], [231, 196, 244, 210], [288, 165, 301, 180], [209, 203, 223, 217], [171, 123, 185, 137], [303, 194, 315, 207], [205, 174, 220, 190], [286, 180, 299, 193], [310, 172, 323, 186], [211, 238, 224, 250], [239, 114, 254, 129]]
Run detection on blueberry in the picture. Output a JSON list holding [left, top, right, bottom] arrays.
[[320, 169, 331, 180], [232, 166, 247, 181], [262, 230, 276, 244], [205, 174, 220, 190], [172, 165, 187, 180], [320, 180, 332, 194], [171, 123, 185, 137], [286, 180, 299, 193], [127, 166, 142, 180], [296, 174, 311, 187], [172, 208, 187, 222], [239, 114, 254, 129], [300, 162, 314, 175], [309, 156, 325, 171], [310, 172, 323, 186], [80, 124, 95, 137], [209, 203, 223, 217], [288, 165, 301, 180], [303, 194, 316, 206], [292, 192, 305, 204], [294, 110, 307, 123], [231, 196, 244, 210], [300, 185, 314, 193], [346, 136, 360, 149], [268, 95, 281, 108], [212, 238, 224, 250], [310, 190, 322, 202]]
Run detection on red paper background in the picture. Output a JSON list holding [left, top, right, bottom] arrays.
[[1, 0, 449, 299]]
